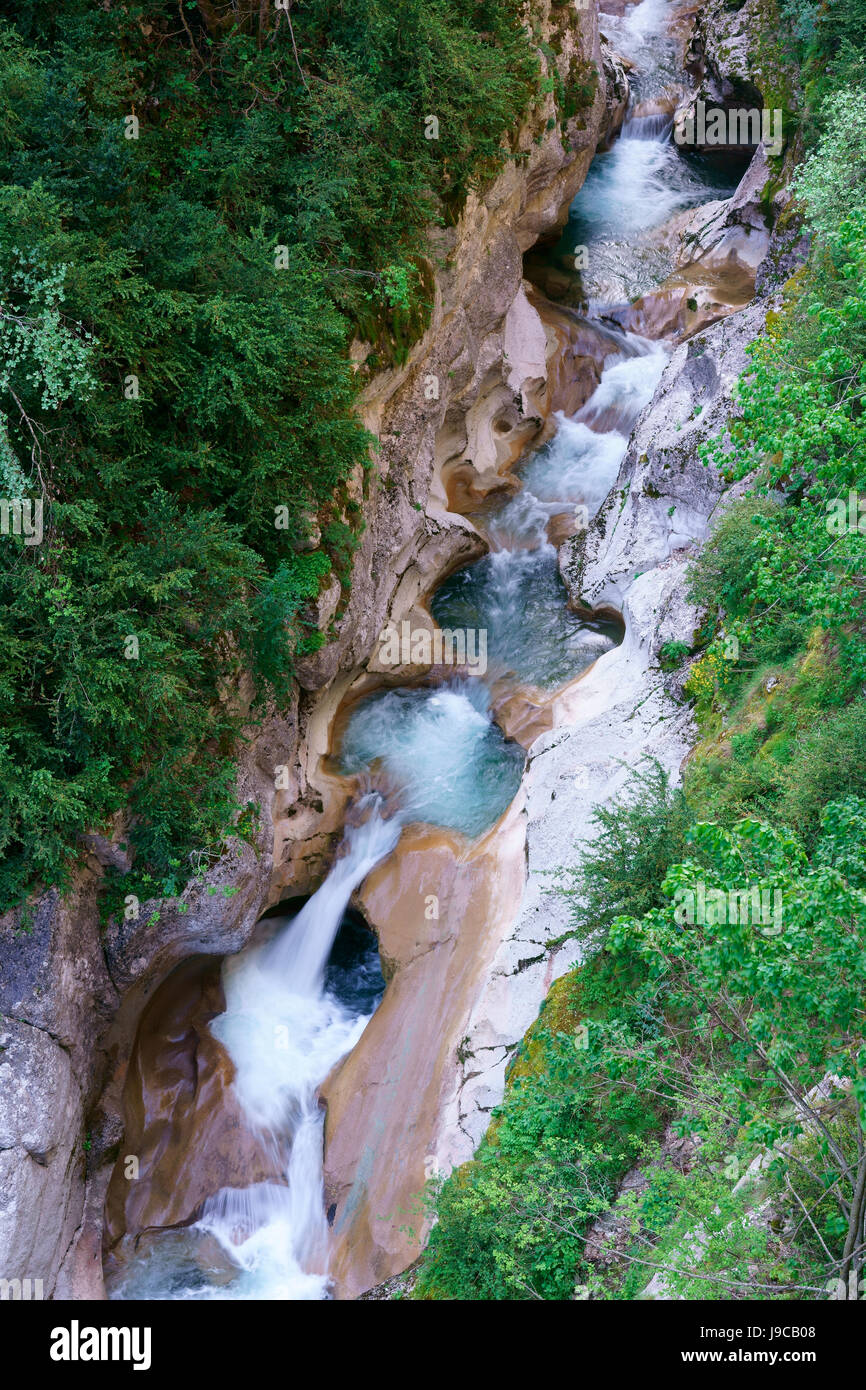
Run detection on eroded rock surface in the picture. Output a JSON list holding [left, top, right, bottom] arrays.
[[0, 1019, 83, 1295], [439, 561, 700, 1163], [0, 0, 615, 1300], [322, 806, 527, 1298], [561, 295, 771, 615], [674, 0, 791, 157], [102, 956, 281, 1258]]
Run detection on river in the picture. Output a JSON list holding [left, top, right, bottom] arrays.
[[108, 0, 740, 1301]]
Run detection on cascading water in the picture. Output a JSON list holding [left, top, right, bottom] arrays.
[[113, 0, 730, 1302], [197, 799, 401, 1298], [531, 0, 741, 311], [430, 336, 666, 690], [169, 322, 668, 1300], [602, 0, 690, 102], [110, 797, 401, 1300], [339, 681, 525, 839], [565, 121, 737, 310], [491, 334, 668, 549]]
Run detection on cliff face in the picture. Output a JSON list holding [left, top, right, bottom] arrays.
[[676, 0, 802, 159], [0, 0, 617, 1299]]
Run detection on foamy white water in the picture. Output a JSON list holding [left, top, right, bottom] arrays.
[[554, 0, 739, 308], [488, 336, 668, 552], [576, 339, 668, 434], [340, 680, 525, 837], [601, 0, 687, 104], [111, 0, 713, 1305], [193, 797, 402, 1299], [431, 337, 663, 689]]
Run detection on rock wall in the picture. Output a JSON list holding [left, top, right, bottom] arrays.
[[311, 5, 795, 1297], [676, 0, 801, 158], [0, 713, 288, 1298], [563, 294, 768, 616], [270, 0, 617, 899]]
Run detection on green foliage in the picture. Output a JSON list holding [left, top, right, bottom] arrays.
[[604, 1108, 812, 1301], [772, 699, 866, 843], [697, 85, 866, 702], [421, 803, 866, 1299], [793, 84, 866, 240], [779, 0, 866, 106], [555, 758, 694, 946], [687, 496, 782, 631], [686, 672, 866, 850], [597, 806, 866, 1298], [251, 551, 333, 702], [321, 519, 362, 591], [658, 639, 691, 671], [0, 0, 548, 910], [417, 953, 666, 1300], [0, 251, 95, 489]]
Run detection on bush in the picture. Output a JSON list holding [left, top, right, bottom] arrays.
[[658, 640, 691, 671], [556, 758, 695, 946], [775, 700, 866, 846], [417, 954, 665, 1300]]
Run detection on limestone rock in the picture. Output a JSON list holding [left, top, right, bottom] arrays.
[[0, 0, 657, 1302], [561, 296, 771, 616], [0, 1019, 83, 1295], [600, 36, 631, 144], [438, 561, 699, 1164], [673, 0, 800, 158]]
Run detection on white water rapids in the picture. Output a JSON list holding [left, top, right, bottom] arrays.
[[491, 336, 668, 550], [190, 796, 402, 1299], [110, 0, 727, 1302], [428, 334, 666, 690]]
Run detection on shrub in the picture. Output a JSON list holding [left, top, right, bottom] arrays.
[[555, 758, 694, 946], [658, 639, 691, 671]]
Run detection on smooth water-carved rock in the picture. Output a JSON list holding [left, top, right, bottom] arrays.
[[0, 1019, 83, 1297], [1, 0, 807, 1306], [561, 295, 771, 616], [441, 559, 700, 1165], [322, 806, 528, 1298], [610, 144, 773, 340], [102, 955, 282, 1259]]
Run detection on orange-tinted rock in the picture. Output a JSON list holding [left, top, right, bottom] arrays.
[[321, 806, 527, 1298], [103, 955, 281, 1255]]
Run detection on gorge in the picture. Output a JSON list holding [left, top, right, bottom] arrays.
[[3, 0, 863, 1310], [101, 0, 779, 1300]]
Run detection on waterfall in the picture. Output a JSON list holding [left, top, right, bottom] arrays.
[[620, 112, 675, 141], [111, 0, 723, 1303], [485, 340, 668, 554], [561, 0, 740, 313], [430, 336, 665, 691], [340, 680, 525, 839], [261, 804, 403, 1002], [191, 795, 402, 1299]]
